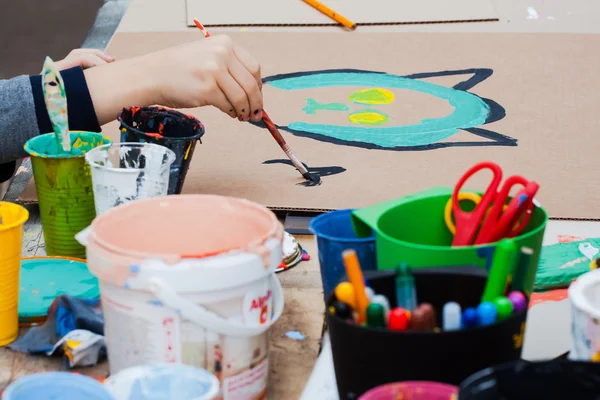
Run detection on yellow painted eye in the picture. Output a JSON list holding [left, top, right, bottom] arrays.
[[348, 109, 389, 125], [349, 88, 395, 105]]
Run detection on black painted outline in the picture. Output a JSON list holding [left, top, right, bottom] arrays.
[[262, 159, 346, 187], [258, 68, 516, 151]]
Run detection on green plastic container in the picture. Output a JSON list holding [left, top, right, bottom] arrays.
[[24, 132, 111, 258], [351, 187, 548, 294]]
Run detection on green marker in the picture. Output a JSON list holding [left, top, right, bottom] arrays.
[[493, 296, 514, 321], [366, 303, 386, 328], [482, 239, 518, 303]]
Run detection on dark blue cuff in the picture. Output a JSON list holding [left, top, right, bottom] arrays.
[[30, 66, 101, 134], [0, 161, 16, 184]]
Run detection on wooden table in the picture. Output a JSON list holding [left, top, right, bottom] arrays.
[[0, 228, 325, 399]]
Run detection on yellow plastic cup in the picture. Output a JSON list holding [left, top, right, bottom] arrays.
[[0, 202, 29, 346]]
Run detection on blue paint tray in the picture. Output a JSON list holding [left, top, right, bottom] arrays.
[[19, 256, 100, 322]]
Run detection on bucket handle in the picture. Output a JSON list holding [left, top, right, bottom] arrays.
[[147, 274, 284, 337]]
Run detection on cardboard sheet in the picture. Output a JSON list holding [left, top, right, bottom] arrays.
[[22, 32, 600, 220], [185, 0, 499, 27]]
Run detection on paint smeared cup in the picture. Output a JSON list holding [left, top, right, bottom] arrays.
[[2, 372, 113, 400], [104, 364, 220, 400], [0, 202, 29, 346], [118, 106, 204, 194], [85, 143, 176, 215], [24, 131, 110, 258]]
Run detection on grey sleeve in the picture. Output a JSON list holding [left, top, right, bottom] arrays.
[[0, 76, 39, 164]]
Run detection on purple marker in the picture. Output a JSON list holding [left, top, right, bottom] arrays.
[[508, 291, 527, 313]]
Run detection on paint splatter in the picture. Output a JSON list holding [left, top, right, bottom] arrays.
[[302, 98, 349, 115], [285, 331, 306, 340], [349, 87, 395, 105], [348, 109, 389, 125]]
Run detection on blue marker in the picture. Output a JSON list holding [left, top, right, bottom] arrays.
[[395, 263, 417, 311], [461, 307, 478, 329], [477, 302, 498, 326]]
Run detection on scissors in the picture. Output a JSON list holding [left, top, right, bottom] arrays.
[[448, 161, 540, 246]]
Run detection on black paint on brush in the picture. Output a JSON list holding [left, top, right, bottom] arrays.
[[263, 159, 347, 187]]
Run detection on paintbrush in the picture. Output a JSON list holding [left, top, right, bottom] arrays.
[[41, 57, 71, 153], [192, 18, 321, 185]]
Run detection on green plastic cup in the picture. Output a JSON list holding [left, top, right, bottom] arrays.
[[24, 132, 111, 258], [352, 187, 548, 295]]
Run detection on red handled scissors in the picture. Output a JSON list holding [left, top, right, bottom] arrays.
[[451, 161, 539, 246]]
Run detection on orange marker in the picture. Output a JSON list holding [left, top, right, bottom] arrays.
[[302, 0, 357, 30], [342, 249, 369, 323]]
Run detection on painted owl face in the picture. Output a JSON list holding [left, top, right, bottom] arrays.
[[260, 68, 513, 151]]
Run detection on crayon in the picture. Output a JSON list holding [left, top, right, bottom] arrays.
[[410, 303, 436, 331], [395, 263, 417, 311], [334, 282, 356, 309], [507, 291, 527, 313], [462, 307, 478, 329], [366, 303, 386, 328], [388, 307, 410, 331], [477, 302, 497, 326], [482, 239, 517, 302], [493, 297, 514, 321], [443, 302, 461, 331], [342, 249, 370, 323], [302, 0, 357, 30]]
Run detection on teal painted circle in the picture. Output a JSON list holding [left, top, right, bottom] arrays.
[[19, 257, 100, 319], [267, 72, 491, 147]]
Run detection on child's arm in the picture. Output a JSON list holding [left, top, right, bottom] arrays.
[[85, 35, 263, 125]]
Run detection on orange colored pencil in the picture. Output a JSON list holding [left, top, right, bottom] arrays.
[[302, 0, 357, 30]]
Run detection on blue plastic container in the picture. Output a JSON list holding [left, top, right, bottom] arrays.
[[309, 209, 377, 299], [2, 372, 113, 400]]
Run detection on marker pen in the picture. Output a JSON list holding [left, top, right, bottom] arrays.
[[334, 282, 356, 309], [388, 307, 410, 331], [443, 302, 461, 331], [493, 296, 514, 321], [507, 291, 527, 313], [477, 302, 497, 326], [410, 303, 436, 331], [366, 303, 386, 328], [461, 307, 478, 329], [395, 263, 417, 311], [370, 294, 391, 323]]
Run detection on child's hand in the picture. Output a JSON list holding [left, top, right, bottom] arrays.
[[144, 35, 263, 122], [84, 36, 264, 124], [54, 49, 115, 70]]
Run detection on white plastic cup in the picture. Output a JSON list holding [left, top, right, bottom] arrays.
[[85, 143, 175, 215]]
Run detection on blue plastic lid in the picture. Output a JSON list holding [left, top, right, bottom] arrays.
[[3, 372, 113, 400], [19, 257, 100, 320]]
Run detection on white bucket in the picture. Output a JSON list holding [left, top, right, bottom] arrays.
[[76, 195, 284, 400], [569, 269, 600, 361], [85, 143, 175, 215]]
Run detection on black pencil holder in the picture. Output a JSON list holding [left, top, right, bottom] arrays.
[[327, 268, 528, 399], [459, 360, 600, 399]]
